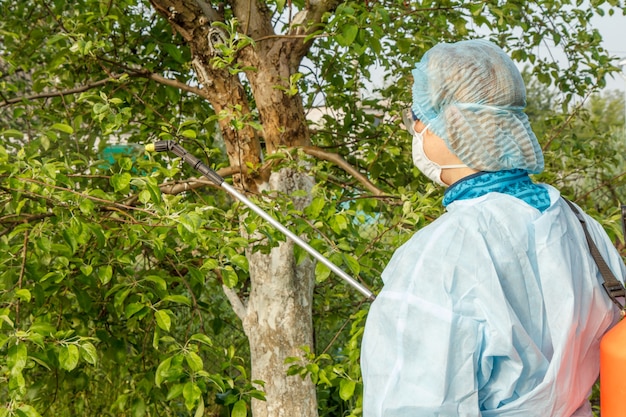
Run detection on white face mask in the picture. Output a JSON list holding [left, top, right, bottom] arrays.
[[412, 125, 466, 187]]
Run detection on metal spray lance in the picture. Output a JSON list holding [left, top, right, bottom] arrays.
[[145, 140, 376, 301]]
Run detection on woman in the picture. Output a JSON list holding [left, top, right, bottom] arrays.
[[361, 39, 625, 417]]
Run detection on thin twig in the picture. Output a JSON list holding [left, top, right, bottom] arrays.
[[166, 258, 206, 334], [18, 177, 158, 217], [542, 88, 595, 150], [15, 230, 29, 327]]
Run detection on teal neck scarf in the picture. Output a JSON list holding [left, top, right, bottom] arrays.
[[443, 169, 550, 212]]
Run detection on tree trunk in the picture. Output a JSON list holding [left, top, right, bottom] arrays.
[[148, 2, 322, 416], [223, 167, 318, 417], [243, 168, 317, 417]]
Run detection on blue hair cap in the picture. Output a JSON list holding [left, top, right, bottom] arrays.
[[411, 39, 544, 173]]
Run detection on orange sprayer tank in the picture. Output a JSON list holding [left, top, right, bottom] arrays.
[[600, 317, 626, 417]]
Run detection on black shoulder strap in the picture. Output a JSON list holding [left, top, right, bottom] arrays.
[[564, 199, 626, 311]]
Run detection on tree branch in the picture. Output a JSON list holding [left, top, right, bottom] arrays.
[[287, 0, 343, 59], [142, 71, 209, 99], [232, 0, 274, 39], [194, 0, 220, 22], [289, 0, 342, 35], [0, 212, 56, 225], [222, 284, 247, 321], [0, 77, 115, 107], [300, 146, 385, 196], [140, 146, 385, 198], [0, 70, 208, 108], [18, 178, 159, 217], [151, 146, 386, 197]]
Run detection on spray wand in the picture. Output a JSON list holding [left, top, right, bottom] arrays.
[[145, 140, 376, 301]]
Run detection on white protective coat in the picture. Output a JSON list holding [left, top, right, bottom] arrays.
[[362, 185, 625, 417]]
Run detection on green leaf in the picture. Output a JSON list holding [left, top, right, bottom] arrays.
[[231, 399, 247, 417], [98, 265, 113, 285], [315, 262, 331, 283], [0, 314, 14, 329], [342, 253, 360, 275], [153, 327, 160, 350], [307, 197, 325, 218], [138, 189, 151, 204], [189, 333, 212, 346], [185, 351, 203, 372], [166, 383, 184, 400], [125, 302, 146, 318], [222, 266, 238, 288], [330, 214, 348, 233], [0, 129, 24, 139], [80, 264, 93, 276], [144, 178, 163, 203], [230, 254, 249, 272], [9, 371, 25, 394], [162, 43, 185, 64], [180, 129, 196, 138], [145, 275, 167, 291], [183, 381, 202, 410], [131, 397, 146, 417], [62, 229, 78, 255], [155, 310, 171, 332], [194, 399, 205, 417], [339, 379, 356, 401], [202, 258, 219, 270], [93, 102, 109, 114], [30, 321, 55, 335], [15, 405, 41, 417], [8, 343, 27, 373], [110, 173, 132, 193], [337, 24, 359, 46], [15, 289, 31, 302], [79, 197, 95, 215], [59, 344, 80, 371], [179, 212, 202, 233], [161, 295, 191, 306], [155, 357, 172, 387], [113, 288, 131, 312], [51, 123, 74, 134], [80, 342, 98, 365], [119, 157, 133, 171]]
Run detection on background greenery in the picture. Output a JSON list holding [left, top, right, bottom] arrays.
[[1, 0, 625, 416]]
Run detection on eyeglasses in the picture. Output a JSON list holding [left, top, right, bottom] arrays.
[[401, 107, 418, 136]]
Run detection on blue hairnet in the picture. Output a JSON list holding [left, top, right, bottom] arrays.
[[411, 39, 544, 173]]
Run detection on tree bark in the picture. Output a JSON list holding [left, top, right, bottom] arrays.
[[243, 168, 317, 417], [147, 1, 329, 416]]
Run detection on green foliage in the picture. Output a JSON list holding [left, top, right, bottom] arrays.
[[287, 309, 368, 417], [0, 138, 252, 415], [1, 0, 625, 415]]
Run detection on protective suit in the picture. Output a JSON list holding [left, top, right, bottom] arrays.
[[361, 39, 626, 416], [361, 185, 625, 416]]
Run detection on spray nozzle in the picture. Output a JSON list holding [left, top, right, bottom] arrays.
[[145, 140, 224, 186], [144, 141, 171, 153]]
